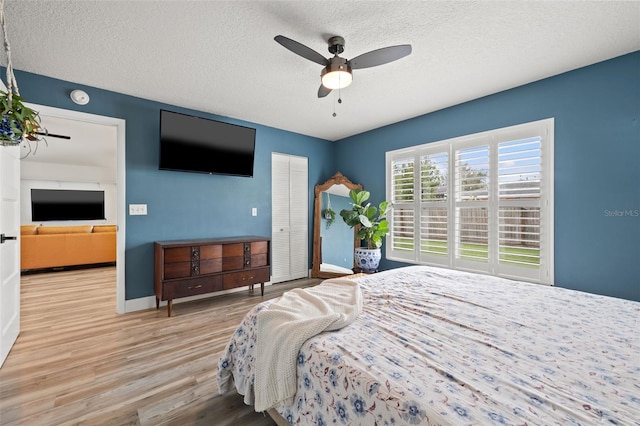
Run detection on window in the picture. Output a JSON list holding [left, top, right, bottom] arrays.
[[386, 119, 554, 284]]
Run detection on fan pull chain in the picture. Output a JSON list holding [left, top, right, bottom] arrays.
[[332, 85, 343, 118], [332, 77, 338, 117], [332, 91, 336, 117]]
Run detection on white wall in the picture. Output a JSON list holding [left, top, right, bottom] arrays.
[[20, 161, 117, 225]]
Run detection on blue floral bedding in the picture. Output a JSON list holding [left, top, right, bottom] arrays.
[[217, 265, 640, 425]]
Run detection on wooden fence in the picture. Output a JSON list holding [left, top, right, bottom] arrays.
[[395, 207, 540, 248]]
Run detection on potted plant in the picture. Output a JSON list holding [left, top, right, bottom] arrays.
[[0, 90, 42, 145], [340, 188, 391, 272]]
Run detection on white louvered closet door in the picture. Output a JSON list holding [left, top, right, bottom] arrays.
[[271, 153, 308, 283]]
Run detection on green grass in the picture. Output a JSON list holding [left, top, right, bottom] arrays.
[[498, 245, 540, 267], [422, 239, 448, 254], [392, 237, 540, 266]]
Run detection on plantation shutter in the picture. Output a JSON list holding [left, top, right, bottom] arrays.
[[496, 136, 544, 282], [386, 118, 553, 285], [454, 144, 491, 273], [388, 156, 416, 261], [419, 151, 449, 265]]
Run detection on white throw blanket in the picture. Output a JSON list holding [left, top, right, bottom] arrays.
[[253, 278, 363, 412]]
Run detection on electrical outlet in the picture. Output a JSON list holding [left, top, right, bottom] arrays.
[[129, 204, 147, 215]]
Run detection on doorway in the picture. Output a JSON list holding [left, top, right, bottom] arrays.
[[22, 104, 126, 313]]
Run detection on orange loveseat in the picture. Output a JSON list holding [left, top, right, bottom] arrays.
[[20, 225, 116, 271]]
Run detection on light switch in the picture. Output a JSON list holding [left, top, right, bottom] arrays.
[[129, 204, 147, 215], [252, 207, 258, 216]]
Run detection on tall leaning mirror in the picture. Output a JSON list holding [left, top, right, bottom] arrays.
[[311, 172, 362, 278]]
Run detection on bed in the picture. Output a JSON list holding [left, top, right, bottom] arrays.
[[217, 265, 640, 425]]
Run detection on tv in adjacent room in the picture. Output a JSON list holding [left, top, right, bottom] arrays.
[[159, 109, 256, 177], [31, 189, 106, 221]]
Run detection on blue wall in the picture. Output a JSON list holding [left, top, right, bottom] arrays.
[[334, 51, 640, 301], [9, 51, 639, 302], [12, 69, 337, 300]]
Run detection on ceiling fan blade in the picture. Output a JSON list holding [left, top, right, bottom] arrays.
[[318, 85, 332, 98], [348, 44, 412, 70], [275, 35, 328, 66]]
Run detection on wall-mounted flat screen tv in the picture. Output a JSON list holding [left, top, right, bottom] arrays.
[[31, 189, 106, 221], [159, 109, 256, 177]]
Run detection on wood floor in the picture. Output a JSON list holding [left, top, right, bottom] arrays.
[[0, 266, 321, 425]]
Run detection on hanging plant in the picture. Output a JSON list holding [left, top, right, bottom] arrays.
[[0, 91, 42, 145], [0, 0, 45, 148], [323, 207, 336, 229], [323, 193, 336, 229]]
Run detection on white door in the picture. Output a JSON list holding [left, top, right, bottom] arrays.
[[288, 157, 308, 278], [271, 154, 291, 282], [0, 143, 21, 368], [271, 153, 308, 283]]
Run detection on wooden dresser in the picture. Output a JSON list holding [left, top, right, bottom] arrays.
[[154, 236, 270, 316]]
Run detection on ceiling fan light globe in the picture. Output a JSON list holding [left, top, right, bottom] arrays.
[[321, 69, 352, 90]]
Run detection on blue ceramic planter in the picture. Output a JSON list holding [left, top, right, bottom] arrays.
[[354, 247, 381, 272], [0, 115, 20, 144]]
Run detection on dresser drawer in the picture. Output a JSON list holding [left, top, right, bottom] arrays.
[[200, 244, 222, 260], [251, 241, 268, 254], [200, 258, 222, 275], [222, 243, 244, 257], [164, 247, 191, 263], [223, 267, 270, 290], [250, 253, 268, 267], [222, 256, 244, 271], [163, 262, 191, 279], [163, 275, 223, 300]]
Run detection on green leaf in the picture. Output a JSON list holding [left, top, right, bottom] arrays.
[[364, 205, 377, 220], [340, 209, 360, 227], [0, 91, 43, 141], [378, 201, 391, 218], [358, 215, 372, 227], [371, 235, 382, 248], [350, 189, 370, 206]]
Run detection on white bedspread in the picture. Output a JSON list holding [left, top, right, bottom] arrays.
[[253, 278, 362, 412], [218, 266, 640, 425]]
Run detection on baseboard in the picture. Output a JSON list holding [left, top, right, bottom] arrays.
[[124, 280, 274, 313]]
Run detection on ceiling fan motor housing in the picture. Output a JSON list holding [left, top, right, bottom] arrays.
[[327, 36, 345, 55]]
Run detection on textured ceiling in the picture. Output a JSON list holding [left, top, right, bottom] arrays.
[[4, 1, 640, 143]]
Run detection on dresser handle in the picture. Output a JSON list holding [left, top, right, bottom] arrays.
[[188, 285, 202, 290]]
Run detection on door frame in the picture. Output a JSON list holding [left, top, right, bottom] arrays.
[[26, 104, 126, 314]]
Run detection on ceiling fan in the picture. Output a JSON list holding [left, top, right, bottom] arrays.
[[274, 35, 412, 98]]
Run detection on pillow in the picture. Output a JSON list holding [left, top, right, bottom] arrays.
[[37, 225, 93, 235], [21, 225, 38, 235], [92, 225, 117, 233]]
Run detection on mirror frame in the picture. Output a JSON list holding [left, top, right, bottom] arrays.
[[311, 172, 362, 278]]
